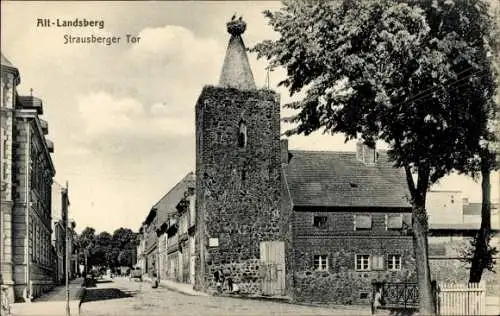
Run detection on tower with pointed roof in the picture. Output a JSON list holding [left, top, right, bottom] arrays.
[[194, 18, 285, 294]]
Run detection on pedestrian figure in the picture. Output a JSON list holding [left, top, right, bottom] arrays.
[[371, 283, 385, 314], [214, 269, 224, 293], [227, 277, 240, 294], [152, 272, 159, 289]]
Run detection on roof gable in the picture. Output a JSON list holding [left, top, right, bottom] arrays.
[[154, 172, 195, 226], [284, 150, 411, 209]]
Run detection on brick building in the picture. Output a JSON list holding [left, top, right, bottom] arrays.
[[190, 18, 415, 304], [142, 210, 158, 277], [155, 172, 195, 284], [1, 53, 56, 302], [51, 181, 71, 285], [283, 145, 415, 304], [51, 182, 65, 285], [136, 227, 146, 273], [426, 191, 500, 297], [137, 172, 195, 282]]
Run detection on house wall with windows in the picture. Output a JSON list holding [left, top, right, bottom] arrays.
[[139, 172, 195, 283], [426, 191, 464, 225], [1, 54, 57, 302], [427, 194, 500, 297], [136, 227, 146, 273], [283, 147, 415, 305], [143, 212, 158, 277], [292, 210, 414, 305]]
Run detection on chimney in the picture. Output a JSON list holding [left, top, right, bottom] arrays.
[[356, 140, 376, 164], [219, 16, 256, 90], [281, 139, 289, 165]]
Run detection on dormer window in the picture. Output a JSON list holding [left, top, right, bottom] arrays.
[[238, 120, 247, 148]]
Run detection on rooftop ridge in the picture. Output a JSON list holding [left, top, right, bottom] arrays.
[[151, 171, 195, 210], [289, 149, 389, 154]]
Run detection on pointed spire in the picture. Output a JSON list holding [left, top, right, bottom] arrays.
[[219, 16, 256, 90]]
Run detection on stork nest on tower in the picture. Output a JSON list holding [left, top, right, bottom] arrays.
[[227, 17, 246, 36]]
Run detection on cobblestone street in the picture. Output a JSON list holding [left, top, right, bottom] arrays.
[[80, 278, 378, 316]]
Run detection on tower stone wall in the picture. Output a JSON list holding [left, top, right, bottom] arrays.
[[195, 86, 282, 293]]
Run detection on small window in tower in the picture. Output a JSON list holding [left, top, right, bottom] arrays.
[[238, 121, 247, 148]]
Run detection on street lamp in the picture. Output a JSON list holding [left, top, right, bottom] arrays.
[[64, 182, 70, 316], [65, 220, 70, 316]]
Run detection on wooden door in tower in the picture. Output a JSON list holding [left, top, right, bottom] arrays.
[[260, 241, 285, 296]]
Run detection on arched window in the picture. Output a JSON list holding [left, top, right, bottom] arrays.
[[238, 120, 247, 148]]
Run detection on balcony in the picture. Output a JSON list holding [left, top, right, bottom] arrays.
[[45, 139, 54, 153], [39, 119, 49, 135], [18, 95, 43, 114]]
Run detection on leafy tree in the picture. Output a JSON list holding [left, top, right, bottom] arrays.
[[251, 0, 497, 313], [412, 0, 499, 284], [74, 227, 139, 271], [92, 231, 113, 267], [76, 227, 96, 273], [112, 228, 138, 267], [470, 1, 500, 284], [117, 248, 136, 267]]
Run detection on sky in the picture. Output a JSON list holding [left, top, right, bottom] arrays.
[[1, 1, 498, 234]]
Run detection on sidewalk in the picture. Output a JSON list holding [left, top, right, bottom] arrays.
[[486, 296, 500, 316], [10, 278, 85, 316], [145, 276, 208, 297], [152, 278, 391, 314]]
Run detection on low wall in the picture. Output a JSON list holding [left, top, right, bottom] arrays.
[[430, 258, 499, 296], [207, 259, 263, 294], [293, 269, 415, 305]]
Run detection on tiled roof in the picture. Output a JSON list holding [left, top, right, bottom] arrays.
[[18, 96, 43, 114], [429, 223, 481, 230], [154, 172, 195, 226], [284, 150, 412, 209]]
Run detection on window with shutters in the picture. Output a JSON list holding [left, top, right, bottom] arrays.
[[371, 255, 384, 270], [313, 216, 328, 229], [354, 214, 372, 230], [388, 254, 402, 270], [355, 254, 370, 271], [386, 214, 403, 230], [313, 255, 328, 271]]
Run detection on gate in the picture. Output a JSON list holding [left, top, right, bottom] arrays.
[[260, 241, 285, 296], [437, 282, 485, 316], [374, 282, 420, 309]]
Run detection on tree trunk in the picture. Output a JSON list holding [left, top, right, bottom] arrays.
[[412, 202, 436, 315], [469, 153, 491, 283], [405, 163, 436, 315]]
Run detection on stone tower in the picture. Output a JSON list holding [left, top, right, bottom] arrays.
[[195, 18, 283, 294]]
